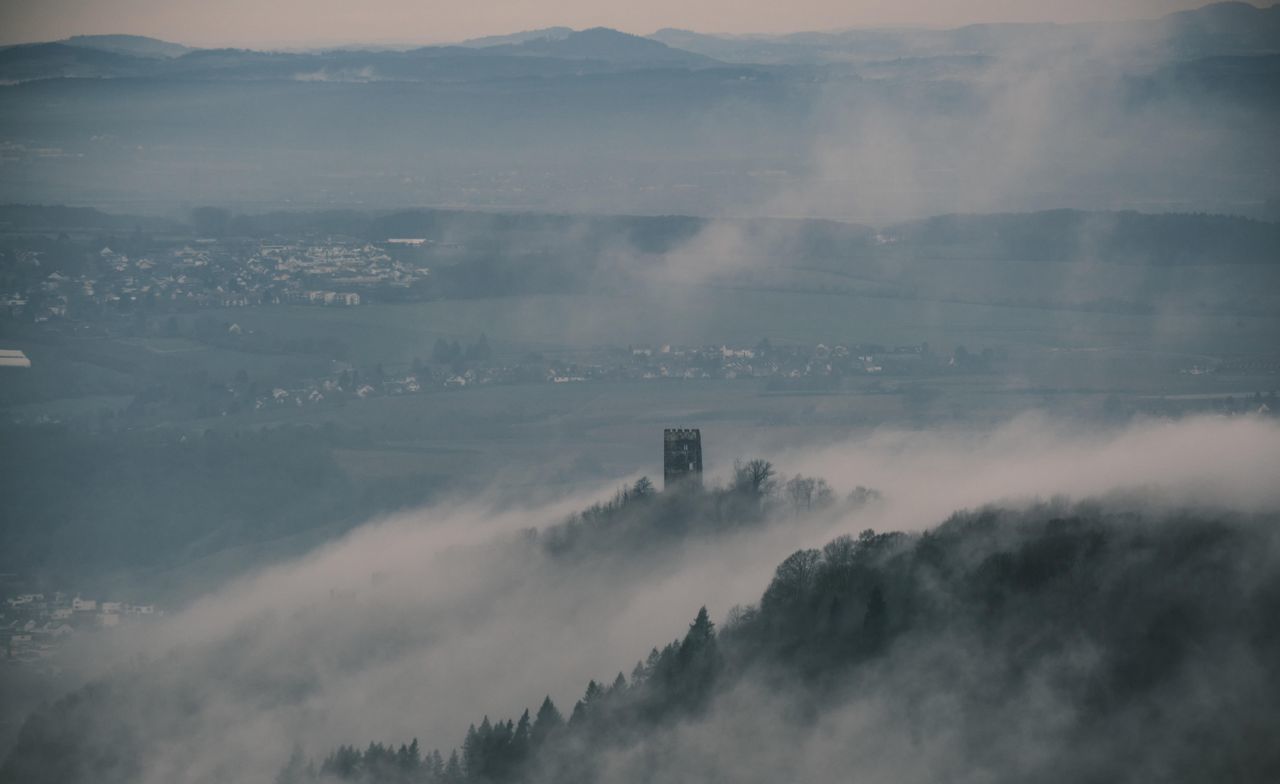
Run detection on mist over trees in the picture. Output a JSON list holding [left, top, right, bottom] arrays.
[[3, 3, 1279, 782], [6, 483, 1277, 783], [540, 459, 840, 558], [268, 500, 1280, 784]]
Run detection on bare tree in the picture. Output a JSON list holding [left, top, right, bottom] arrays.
[[786, 474, 837, 514], [734, 458, 777, 497], [786, 474, 816, 513]]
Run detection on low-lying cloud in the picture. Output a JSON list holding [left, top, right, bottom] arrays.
[[20, 413, 1280, 782]]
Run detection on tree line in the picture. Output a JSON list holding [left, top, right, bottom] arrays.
[[281, 502, 1280, 784]]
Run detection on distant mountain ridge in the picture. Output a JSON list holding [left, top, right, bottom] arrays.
[[0, 42, 155, 81], [649, 1, 1280, 63], [62, 34, 192, 58], [0, 26, 717, 82], [2, 3, 1276, 82], [479, 27, 716, 66], [459, 27, 574, 48]]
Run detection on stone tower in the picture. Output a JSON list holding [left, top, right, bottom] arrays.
[[663, 428, 703, 490]]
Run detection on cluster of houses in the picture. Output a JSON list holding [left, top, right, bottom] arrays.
[[244, 340, 943, 414], [2, 591, 160, 670], [2, 237, 426, 321], [614, 341, 917, 381]]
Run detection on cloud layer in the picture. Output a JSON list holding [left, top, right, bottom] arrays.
[[26, 413, 1280, 782]]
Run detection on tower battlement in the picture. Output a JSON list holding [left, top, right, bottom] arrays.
[[663, 428, 703, 490]]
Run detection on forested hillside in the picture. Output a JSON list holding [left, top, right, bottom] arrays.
[[290, 503, 1280, 783], [5, 497, 1276, 783]]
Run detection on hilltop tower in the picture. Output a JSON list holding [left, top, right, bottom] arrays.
[[664, 428, 703, 490]]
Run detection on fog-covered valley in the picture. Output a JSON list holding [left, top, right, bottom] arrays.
[[1, 2, 1278, 782], [4, 415, 1280, 783]]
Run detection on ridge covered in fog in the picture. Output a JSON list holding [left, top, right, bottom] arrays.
[[3, 416, 1280, 782], [1, 1, 1277, 781]]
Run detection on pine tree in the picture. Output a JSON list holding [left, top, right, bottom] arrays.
[[511, 709, 531, 762], [474, 717, 494, 779], [531, 696, 563, 746], [683, 607, 715, 651], [489, 718, 512, 772], [645, 647, 661, 672], [461, 724, 480, 779], [443, 750, 463, 783], [674, 607, 721, 711], [274, 745, 307, 784], [396, 738, 420, 774]]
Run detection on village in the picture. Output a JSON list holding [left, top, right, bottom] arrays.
[[1, 590, 161, 672], [1, 237, 431, 321], [99, 336, 952, 424]]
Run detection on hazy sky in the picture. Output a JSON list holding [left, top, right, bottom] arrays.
[[0, 0, 1245, 48]]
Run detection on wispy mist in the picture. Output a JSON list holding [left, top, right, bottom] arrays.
[[13, 414, 1273, 782]]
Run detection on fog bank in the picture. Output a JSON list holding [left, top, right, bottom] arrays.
[[11, 413, 1275, 781]]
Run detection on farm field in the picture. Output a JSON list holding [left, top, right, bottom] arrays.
[[199, 288, 1280, 360]]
